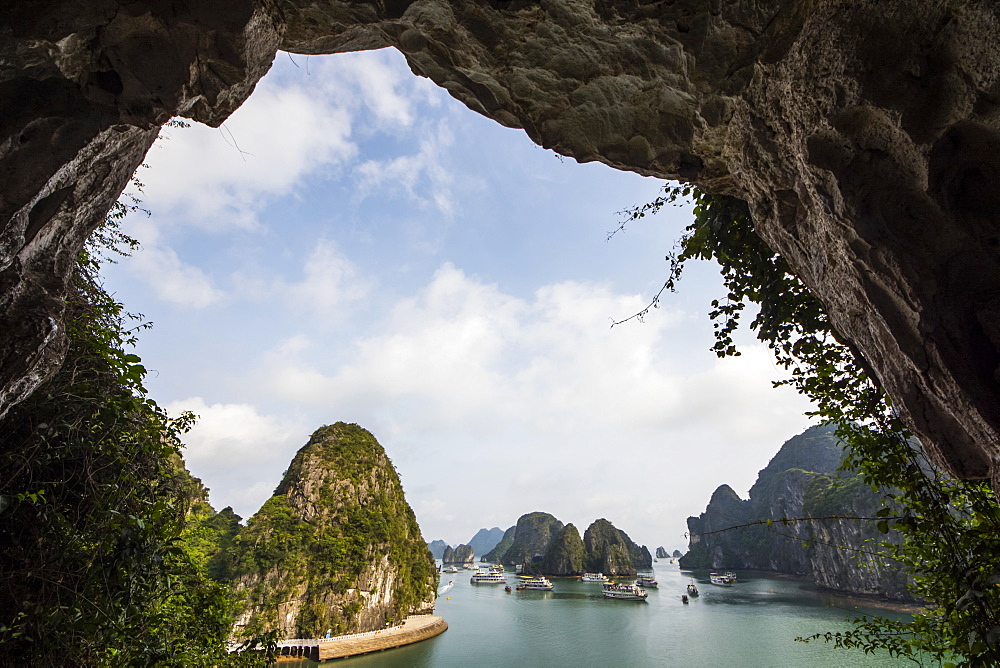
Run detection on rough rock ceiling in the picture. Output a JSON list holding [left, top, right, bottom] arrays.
[[2, 0, 999, 487]]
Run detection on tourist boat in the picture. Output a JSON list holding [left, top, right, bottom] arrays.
[[710, 572, 734, 586], [603, 583, 648, 600], [581, 572, 610, 583], [686, 582, 699, 597], [471, 569, 507, 584], [517, 576, 554, 590], [723, 570, 738, 583], [635, 575, 658, 588], [442, 565, 459, 573]]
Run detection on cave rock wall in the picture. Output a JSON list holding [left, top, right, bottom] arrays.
[[3, 0, 1000, 486]]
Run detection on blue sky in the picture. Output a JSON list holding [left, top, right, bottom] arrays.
[[102, 49, 814, 553]]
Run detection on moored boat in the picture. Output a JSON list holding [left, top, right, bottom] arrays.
[[635, 575, 658, 588], [470, 569, 507, 584], [710, 572, 734, 586], [603, 583, 648, 601], [442, 565, 459, 573], [581, 572, 610, 583], [517, 576, 554, 590]]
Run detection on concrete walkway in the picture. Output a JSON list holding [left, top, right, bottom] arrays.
[[275, 615, 448, 662]]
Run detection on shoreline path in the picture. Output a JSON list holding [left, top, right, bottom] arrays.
[[274, 615, 448, 661]]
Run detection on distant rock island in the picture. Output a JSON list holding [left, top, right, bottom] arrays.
[[442, 544, 475, 565], [184, 422, 438, 638], [428, 527, 504, 563], [468, 527, 505, 556], [427, 539, 449, 560], [483, 511, 651, 576], [679, 424, 913, 602], [655, 546, 668, 559]]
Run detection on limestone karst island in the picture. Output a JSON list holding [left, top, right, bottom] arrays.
[[4, 0, 1000, 664]]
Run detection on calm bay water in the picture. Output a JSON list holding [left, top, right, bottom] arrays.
[[279, 562, 916, 667]]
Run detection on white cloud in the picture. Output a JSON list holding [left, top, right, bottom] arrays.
[[354, 123, 456, 217], [166, 397, 308, 516], [141, 77, 356, 231], [285, 239, 373, 314], [126, 242, 224, 308], [238, 262, 814, 544], [313, 52, 419, 128]]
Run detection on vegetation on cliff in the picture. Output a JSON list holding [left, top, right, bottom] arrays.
[[623, 186, 1000, 663], [483, 525, 516, 562], [680, 425, 910, 600], [485, 512, 651, 576], [583, 519, 647, 576], [0, 211, 258, 665], [493, 512, 564, 573], [542, 524, 587, 575], [227, 423, 437, 638]]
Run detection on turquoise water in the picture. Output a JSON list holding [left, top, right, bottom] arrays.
[[279, 563, 916, 667]]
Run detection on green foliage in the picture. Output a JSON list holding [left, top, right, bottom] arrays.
[[627, 184, 1000, 664], [0, 235, 269, 665], [542, 524, 586, 574], [227, 424, 436, 638], [484, 525, 516, 563], [582, 519, 635, 575], [0, 169, 276, 665]]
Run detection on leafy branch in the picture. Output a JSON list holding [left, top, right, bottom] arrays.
[[615, 185, 1000, 664]]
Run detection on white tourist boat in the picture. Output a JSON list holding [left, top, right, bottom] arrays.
[[470, 569, 507, 584], [635, 575, 658, 588], [581, 572, 610, 583], [516, 576, 554, 590], [603, 583, 648, 600], [442, 565, 459, 573], [710, 572, 735, 586]]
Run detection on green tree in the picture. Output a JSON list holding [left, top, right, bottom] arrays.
[[618, 186, 1000, 665], [0, 177, 271, 665]]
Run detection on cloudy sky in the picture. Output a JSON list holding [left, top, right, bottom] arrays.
[[102, 49, 815, 554]]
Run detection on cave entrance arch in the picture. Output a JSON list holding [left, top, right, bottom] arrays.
[[3, 0, 1000, 490]]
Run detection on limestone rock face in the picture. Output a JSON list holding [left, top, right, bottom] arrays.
[[497, 511, 564, 574], [541, 524, 586, 576], [467, 527, 505, 557], [483, 525, 516, 563], [655, 547, 668, 559], [680, 424, 913, 601], [582, 518, 649, 576], [427, 539, 448, 560], [4, 1, 1000, 489], [442, 543, 474, 565], [228, 422, 437, 638]]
